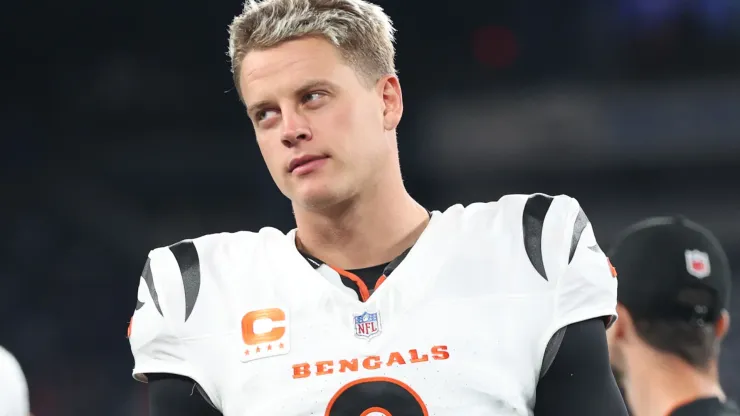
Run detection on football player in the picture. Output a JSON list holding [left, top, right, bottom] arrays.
[[0, 345, 31, 416], [128, 0, 629, 415], [607, 216, 739, 416]]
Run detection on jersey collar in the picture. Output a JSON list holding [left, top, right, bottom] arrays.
[[295, 209, 432, 278]]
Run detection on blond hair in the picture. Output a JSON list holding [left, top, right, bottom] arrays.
[[228, 0, 396, 97]]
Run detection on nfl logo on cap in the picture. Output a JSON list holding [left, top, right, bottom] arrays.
[[685, 250, 711, 279], [353, 311, 381, 339]]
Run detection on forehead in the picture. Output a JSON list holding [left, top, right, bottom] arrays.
[[239, 37, 354, 102]]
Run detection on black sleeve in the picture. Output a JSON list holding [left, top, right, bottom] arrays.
[[148, 373, 223, 416], [534, 318, 629, 416]]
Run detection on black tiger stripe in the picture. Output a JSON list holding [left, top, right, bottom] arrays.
[[135, 299, 145, 310], [540, 326, 566, 378], [381, 245, 412, 278], [522, 194, 554, 281], [568, 208, 589, 263], [142, 258, 163, 316], [169, 241, 201, 322]]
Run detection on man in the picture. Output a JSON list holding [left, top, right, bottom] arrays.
[[607, 215, 739, 416], [0, 345, 31, 416], [128, 0, 628, 414]]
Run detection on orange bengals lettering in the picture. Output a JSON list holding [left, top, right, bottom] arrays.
[[292, 345, 449, 379]]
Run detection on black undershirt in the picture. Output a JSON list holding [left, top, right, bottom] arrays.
[[146, 257, 627, 416], [346, 263, 385, 295]]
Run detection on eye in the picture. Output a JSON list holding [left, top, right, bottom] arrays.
[[302, 92, 325, 103], [255, 109, 278, 122]]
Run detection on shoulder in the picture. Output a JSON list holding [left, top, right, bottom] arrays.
[[434, 193, 594, 283], [440, 193, 579, 222], [131, 227, 289, 339], [145, 228, 288, 294], [438, 193, 583, 243], [148, 227, 285, 265], [129, 229, 289, 397], [438, 193, 611, 285]]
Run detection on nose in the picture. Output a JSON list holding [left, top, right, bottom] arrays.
[[281, 110, 312, 148]]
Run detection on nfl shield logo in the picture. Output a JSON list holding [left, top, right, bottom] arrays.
[[353, 311, 381, 339], [685, 250, 711, 279]]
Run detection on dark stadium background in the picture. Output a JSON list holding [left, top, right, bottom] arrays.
[[3, 0, 740, 414]]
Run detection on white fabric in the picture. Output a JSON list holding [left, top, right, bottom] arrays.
[[0, 346, 29, 416], [129, 194, 618, 415]]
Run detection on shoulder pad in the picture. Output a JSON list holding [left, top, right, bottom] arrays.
[[521, 194, 587, 281]]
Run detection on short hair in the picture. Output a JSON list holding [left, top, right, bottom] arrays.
[[634, 319, 720, 369], [228, 0, 397, 97]]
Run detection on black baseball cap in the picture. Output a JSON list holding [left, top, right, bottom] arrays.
[[608, 215, 732, 325]]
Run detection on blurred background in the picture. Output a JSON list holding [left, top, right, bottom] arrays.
[[3, 0, 740, 414]]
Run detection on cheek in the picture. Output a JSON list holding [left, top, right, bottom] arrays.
[[325, 97, 380, 144], [324, 102, 356, 139], [308, 104, 355, 161]]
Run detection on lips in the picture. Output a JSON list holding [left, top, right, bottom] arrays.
[[288, 154, 327, 173]]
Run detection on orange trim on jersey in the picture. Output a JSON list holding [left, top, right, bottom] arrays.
[[360, 407, 391, 416], [325, 376, 429, 416], [127, 317, 133, 338], [330, 265, 371, 302], [607, 257, 618, 278], [375, 274, 387, 290]]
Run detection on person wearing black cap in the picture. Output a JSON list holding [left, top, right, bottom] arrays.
[[607, 215, 738, 416]]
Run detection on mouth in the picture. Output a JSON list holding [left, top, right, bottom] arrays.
[[288, 154, 328, 174]]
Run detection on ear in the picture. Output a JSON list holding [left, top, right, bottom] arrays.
[[612, 303, 634, 342], [377, 75, 403, 131], [715, 309, 731, 341]]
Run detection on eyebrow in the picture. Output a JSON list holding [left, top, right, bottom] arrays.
[[294, 79, 336, 96], [246, 79, 336, 117]]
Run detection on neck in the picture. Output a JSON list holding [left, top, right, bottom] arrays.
[[622, 348, 724, 416], [293, 168, 428, 270]]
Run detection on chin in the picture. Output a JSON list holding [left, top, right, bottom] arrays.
[[293, 185, 341, 210]]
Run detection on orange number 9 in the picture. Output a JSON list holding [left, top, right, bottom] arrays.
[[325, 377, 428, 416]]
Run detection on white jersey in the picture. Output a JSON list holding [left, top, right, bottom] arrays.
[[129, 194, 617, 415], [0, 346, 29, 416]]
